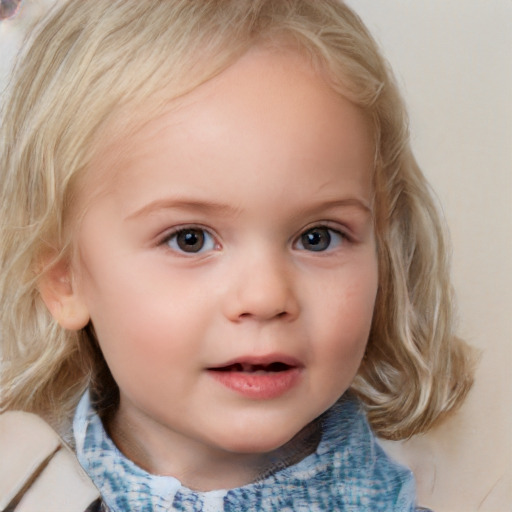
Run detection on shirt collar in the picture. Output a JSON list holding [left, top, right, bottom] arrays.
[[73, 391, 417, 512]]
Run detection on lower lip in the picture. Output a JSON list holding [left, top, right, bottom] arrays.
[[208, 368, 301, 400]]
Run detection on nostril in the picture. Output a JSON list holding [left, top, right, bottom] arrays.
[[237, 309, 288, 321], [224, 275, 299, 322]]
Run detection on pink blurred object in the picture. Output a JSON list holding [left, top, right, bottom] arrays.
[[0, 0, 22, 20]]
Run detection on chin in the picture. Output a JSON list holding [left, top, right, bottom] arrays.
[[214, 432, 290, 456], [212, 418, 313, 456]]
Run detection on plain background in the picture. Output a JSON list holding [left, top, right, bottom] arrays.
[[2, 1, 511, 511], [344, 2, 512, 511]]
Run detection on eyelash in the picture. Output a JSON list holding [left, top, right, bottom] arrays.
[[158, 223, 350, 255], [293, 225, 349, 252], [159, 225, 218, 255]]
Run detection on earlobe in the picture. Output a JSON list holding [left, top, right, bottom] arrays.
[[38, 256, 90, 331]]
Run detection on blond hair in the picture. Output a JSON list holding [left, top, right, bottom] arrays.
[[0, 0, 473, 439]]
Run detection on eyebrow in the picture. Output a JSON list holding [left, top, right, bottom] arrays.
[[125, 198, 241, 221], [308, 198, 373, 216], [125, 196, 372, 222]]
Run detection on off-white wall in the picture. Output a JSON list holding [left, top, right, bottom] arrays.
[[344, 1, 512, 511], [2, 2, 511, 511]]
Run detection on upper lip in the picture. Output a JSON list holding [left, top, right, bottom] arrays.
[[207, 353, 303, 372]]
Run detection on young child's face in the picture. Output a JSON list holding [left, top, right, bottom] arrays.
[[68, 48, 377, 470]]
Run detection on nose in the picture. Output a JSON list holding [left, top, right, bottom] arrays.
[[222, 250, 300, 323]]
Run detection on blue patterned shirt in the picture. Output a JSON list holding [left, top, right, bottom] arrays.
[[74, 392, 422, 511]]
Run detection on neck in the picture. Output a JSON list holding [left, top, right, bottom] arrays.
[[107, 408, 321, 491]]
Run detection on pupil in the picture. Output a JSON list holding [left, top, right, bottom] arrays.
[[303, 228, 330, 251], [177, 229, 204, 253]]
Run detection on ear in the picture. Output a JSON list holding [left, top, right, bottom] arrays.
[[38, 255, 90, 331]]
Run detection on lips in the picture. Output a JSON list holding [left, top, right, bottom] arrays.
[[210, 361, 295, 374], [208, 354, 302, 372], [207, 355, 303, 400]]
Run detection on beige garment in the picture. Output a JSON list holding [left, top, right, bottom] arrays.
[[0, 411, 101, 512]]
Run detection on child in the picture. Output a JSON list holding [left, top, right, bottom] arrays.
[[0, 1, 474, 510]]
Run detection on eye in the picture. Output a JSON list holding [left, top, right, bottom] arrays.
[[164, 227, 217, 254], [295, 226, 345, 252]]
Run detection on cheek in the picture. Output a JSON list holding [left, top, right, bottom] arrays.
[[322, 261, 378, 326], [312, 261, 378, 368], [92, 304, 195, 407], [81, 269, 212, 383]]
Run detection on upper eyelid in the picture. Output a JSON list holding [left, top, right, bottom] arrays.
[[295, 224, 347, 242], [157, 224, 220, 249], [293, 221, 351, 241], [155, 221, 353, 248], [158, 223, 216, 239]]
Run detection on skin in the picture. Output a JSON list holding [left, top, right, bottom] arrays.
[[45, 47, 378, 490]]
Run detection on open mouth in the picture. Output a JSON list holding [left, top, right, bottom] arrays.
[[209, 362, 294, 373], [207, 355, 302, 398]]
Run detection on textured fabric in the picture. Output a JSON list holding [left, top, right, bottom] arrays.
[[74, 391, 419, 512]]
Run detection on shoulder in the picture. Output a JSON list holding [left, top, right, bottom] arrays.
[[325, 397, 436, 512], [320, 396, 419, 510], [222, 396, 421, 511], [0, 410, 102, 512]]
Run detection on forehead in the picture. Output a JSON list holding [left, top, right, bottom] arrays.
[[78, 47, 374, 212]]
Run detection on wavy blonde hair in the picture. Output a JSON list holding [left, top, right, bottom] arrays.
[[0, 0, 473, 439]]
